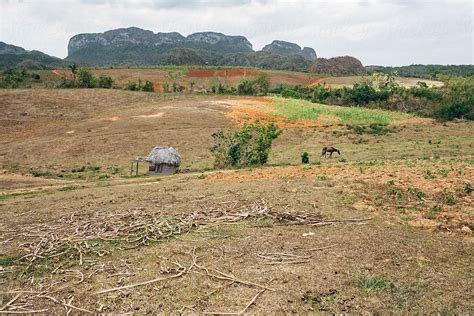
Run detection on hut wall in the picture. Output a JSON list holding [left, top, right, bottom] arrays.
[[148, 163, 178, 175]]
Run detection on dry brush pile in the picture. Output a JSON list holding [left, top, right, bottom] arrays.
[[0, 199, 370, 314]]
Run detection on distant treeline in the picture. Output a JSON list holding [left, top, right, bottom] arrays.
[[366, 64, 474, 79]]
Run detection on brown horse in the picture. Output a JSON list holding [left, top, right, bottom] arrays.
[[322, 146, 341, 158]]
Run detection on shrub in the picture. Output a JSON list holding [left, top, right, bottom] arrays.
[[0, 69, 28, 88], [344, 82, 390, 104], [301, 152, 310, 164], [211, 122, 282, 168], [434, 76, 474, 120], [435, 99, 474, 120], [310, 84, 332, 103], [464, 182, 473, 194], [281, 88, 302, 99], [409, 84, 442, 101], [77, 68, 96, 88], [237, 74, 270, 96], [127, 81, 138, 91], [142, 80, 154, 92], [97, 76, 113, 88]]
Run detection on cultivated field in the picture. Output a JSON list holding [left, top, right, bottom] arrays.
[[42, 67, 443, 92], [0, 87, 473, 313]]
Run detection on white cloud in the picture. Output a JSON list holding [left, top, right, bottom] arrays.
[[0, 0, 472, 65]]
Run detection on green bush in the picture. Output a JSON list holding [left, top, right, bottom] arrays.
[[211, 121, 282, 168], [281, 88, 302, 99], [409, 83, 442, 101], [237, 74, 270, 96], [435, 99, 473, 121], [142, 80, 154, 92], [127, 81, 138, 91], [433, 76, 474, 120], [344, 82, 390, 104], [77, 68, 96, 88], [310, 84, 332, 103], [97, 76, 113, 88], [0, 69, 28, 88], [301, 152, 310, 164]]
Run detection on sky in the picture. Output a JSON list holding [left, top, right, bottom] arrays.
[[0, 0, 472, 66]]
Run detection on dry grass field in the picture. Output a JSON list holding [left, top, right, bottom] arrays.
[[0, 88, 473, 313]]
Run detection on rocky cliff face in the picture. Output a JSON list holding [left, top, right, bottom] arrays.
[[261, 40, 317, 61], [65, 27, 317, 69], [67, 27, 252, 59], [68, 28, 186, 54]]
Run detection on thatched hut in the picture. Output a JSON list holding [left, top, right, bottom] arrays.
[[146, 146, 181, 175]]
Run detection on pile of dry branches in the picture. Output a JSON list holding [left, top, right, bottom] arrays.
[[0, 199, 370, 313], [1, 199, 359, 265]]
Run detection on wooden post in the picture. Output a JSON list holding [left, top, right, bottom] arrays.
[[136, 161, 139, 176]]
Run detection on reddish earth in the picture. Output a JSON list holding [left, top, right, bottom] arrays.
[[153, 82, 164, 92], [186, 69, 258, 78]]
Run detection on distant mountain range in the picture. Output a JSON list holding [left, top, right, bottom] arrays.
[[1, 27, 473, 77], [65, 27, 317, 71], [0, 42, 68, 69]]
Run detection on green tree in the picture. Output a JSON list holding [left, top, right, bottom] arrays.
[[211, 121, 282, 168], [68, 63, 78, 80], [77, 68, 96, 88]]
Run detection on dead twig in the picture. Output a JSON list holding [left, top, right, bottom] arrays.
[[38, 295, 93, 314], [300, 244, 337, 252], [204, 289, 265, 315], [95, 269, 186, 295], [191, 248, 273, 291], [264, 260, 309, 265], [0, 309, 49, 314], [0, 293, 21, 311]]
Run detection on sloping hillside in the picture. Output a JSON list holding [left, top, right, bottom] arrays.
[[0, 41, 68, 70]]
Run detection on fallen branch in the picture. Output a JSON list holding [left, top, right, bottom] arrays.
[[301, 244, 337, 252], [0, 293, 21, 311], [204, 289, 265, 315], [310, 218, 372, 226], [95, 269, 186, 295], [191, 249, 274, 291], [0, 309, 49, 314], [264, 260, 309, 265], [38, 295, 93, 314]]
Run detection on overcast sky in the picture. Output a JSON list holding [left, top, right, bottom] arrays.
[[0, 0, 472, 66]]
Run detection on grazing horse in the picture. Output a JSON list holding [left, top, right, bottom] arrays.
[[322, 146, 341, 158]]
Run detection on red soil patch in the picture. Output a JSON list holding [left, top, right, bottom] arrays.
[[308, 77, 329, 86], [186, 69, 258, 78], [52, 70, 70, 80], [227, 105, 321, 128], [153, 82, 164, 93], [218, 98, 339, 128], [204, 164, 474, 237]]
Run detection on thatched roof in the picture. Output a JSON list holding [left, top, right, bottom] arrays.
[[146, 146, 181, 166]]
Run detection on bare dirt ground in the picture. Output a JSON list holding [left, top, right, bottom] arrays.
[[0, 89, 473, 313], [309, 76, 444, 89]]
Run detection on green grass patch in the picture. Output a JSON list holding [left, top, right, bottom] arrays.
[[0, 254, 21, 266], [269, 97, 413, 125], [358, 275, 396, 292]]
